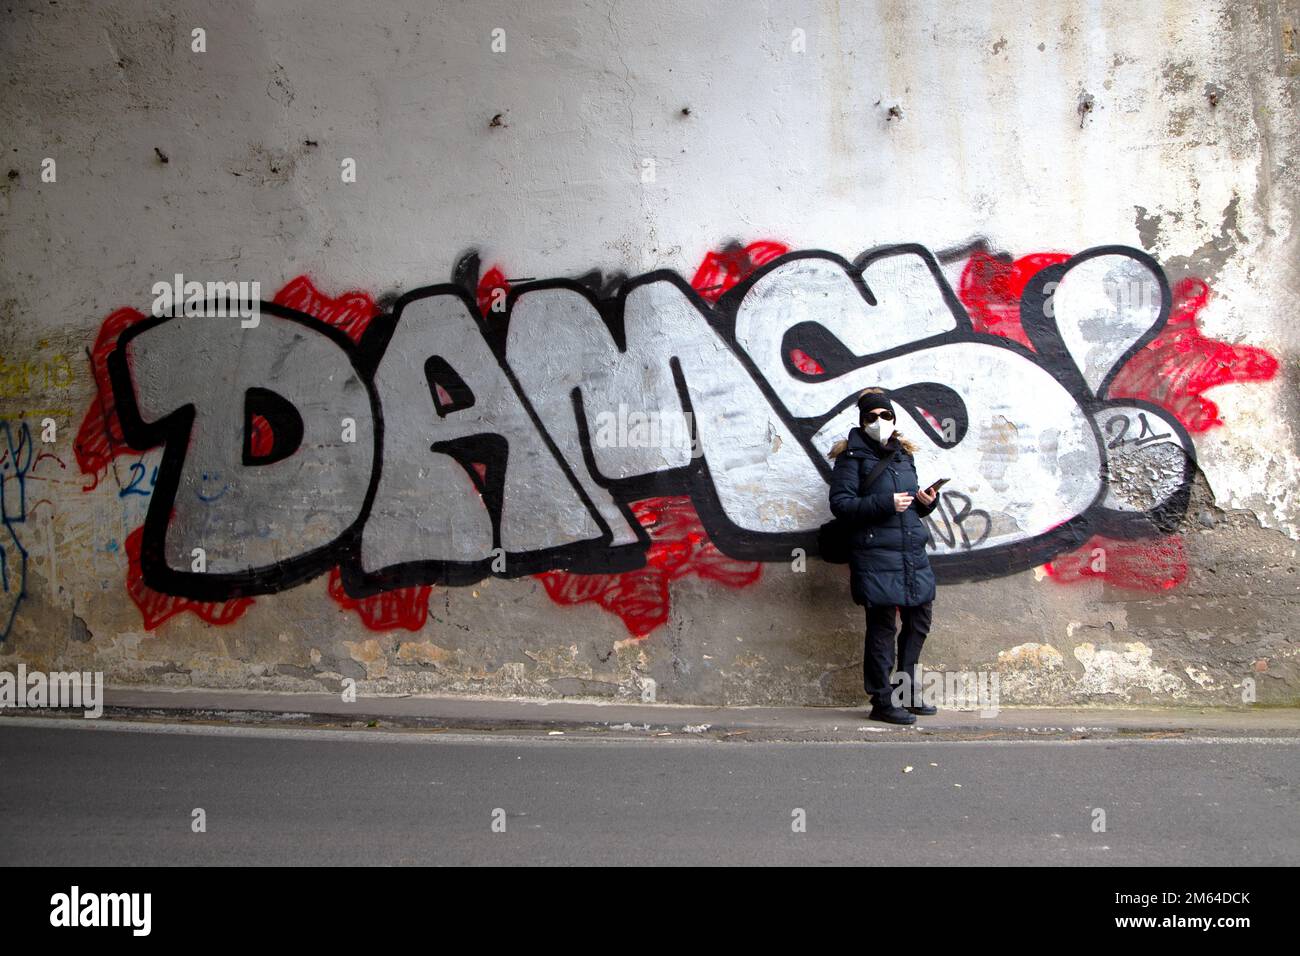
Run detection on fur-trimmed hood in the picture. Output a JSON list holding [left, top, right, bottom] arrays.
[[827, 426, 917, 460]]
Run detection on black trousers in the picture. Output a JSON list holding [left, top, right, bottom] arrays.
[[863, 600, 933, 706]]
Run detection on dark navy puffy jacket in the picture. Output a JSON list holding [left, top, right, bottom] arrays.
[[828, 427, 938, 608]]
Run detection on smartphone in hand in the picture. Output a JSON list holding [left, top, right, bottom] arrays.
[[924, 478, 950, 495]]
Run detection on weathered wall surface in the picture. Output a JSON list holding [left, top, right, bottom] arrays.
[[2, 0, 1298, 706]]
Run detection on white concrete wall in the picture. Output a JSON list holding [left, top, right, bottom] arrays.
[[1, 0, 1297, 705]]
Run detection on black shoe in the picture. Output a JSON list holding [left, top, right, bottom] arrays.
[[868, 704, 917, 725], [889, 679, 936, 716]]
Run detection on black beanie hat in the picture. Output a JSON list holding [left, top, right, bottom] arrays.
[[856, 388, 895, 417]]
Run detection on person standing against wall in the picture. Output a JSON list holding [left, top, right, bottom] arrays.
[[827, 387, 941, 725]]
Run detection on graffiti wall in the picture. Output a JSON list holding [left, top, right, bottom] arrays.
[[2, 0, 1298, 705]]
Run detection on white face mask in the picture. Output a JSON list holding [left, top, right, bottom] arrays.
[[862, 412, 896, 445]]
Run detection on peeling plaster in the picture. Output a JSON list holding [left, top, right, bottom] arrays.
[[1072, 642, 1187, 700]]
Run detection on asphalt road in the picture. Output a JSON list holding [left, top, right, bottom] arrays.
[[2, 720, 1297, 865]]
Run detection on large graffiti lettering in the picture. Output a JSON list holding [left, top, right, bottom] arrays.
[[73, 241, 1279, 637]]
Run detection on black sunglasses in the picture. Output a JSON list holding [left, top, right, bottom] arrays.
[[862, 409, 895, 424]]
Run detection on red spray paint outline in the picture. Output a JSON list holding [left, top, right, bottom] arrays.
[[690, 241, 789, 304], [123, 525, 255, 629], [1105, 276, 1279, 432], [535, 495, 763, 637], [75, 307, 150, 489], [1042, 533, 1187, 591]]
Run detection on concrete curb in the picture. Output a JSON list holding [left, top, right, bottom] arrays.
[[4, 686, 1298, 743]]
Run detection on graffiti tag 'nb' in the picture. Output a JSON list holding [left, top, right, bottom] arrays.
[[108, 244, 1195, 602]]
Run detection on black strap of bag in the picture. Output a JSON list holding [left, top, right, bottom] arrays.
[[859, 454, 893, 497]]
